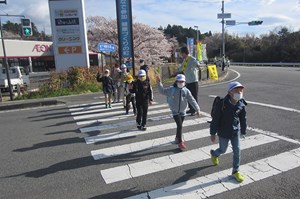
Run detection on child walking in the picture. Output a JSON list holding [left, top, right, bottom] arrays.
[[98, 69, 115, 108], [156, 74, 200, 150], [124, 74, 136, 115], [210, 81, 247, 182], [129, 69, 153, 131]]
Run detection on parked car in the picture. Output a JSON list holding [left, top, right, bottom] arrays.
[[0, 66, 30, 92]]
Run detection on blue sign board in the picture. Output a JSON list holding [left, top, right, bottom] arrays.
[[116, 0, 133, 58], [97, 43, 117, 52], [187, 37, 195, 57]]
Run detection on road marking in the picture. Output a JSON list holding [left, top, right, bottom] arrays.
[[100, 134, 279, 184], [209, 95, 300, 114], [80, 114, 172, 133], [70, 103, 124, 115], [248, 126, 300, 145], [125, 147, 300, 199], [70, 101, 158, 113], [85, 117, 211, 144], [73, 104, 169, 120], [91, 129, 210, 160], [76, 106, 172, 125]]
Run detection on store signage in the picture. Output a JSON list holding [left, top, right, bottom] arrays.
[[32, 44, 52, 52], [58, 46, 82, 54]]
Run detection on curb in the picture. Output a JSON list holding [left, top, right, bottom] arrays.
[[0, 99, 65, 111]]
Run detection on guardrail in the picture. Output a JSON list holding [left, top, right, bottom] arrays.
[[231, 62, 300, 67], [28, 72, 51, 91]]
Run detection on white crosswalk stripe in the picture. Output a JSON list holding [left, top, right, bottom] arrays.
[[73, 103, 168, 120], [100, 134, 279, 184], [67, 100, 300, 198], [126, 147, 300, 199], [85, 117, 210, 144]]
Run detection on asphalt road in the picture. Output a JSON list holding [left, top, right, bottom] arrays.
[[0, 66, 299, 199]]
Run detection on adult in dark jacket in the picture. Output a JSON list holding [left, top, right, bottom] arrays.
[[210, 81, 247, 183], [129, 69, 153, 130], [98, 69, 115, 108]]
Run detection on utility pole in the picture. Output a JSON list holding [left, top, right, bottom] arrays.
[[217, 1, 231, 71], [0, 16, 13, 100], [221, 1, 225, 70], [0, 14, 25, 101]]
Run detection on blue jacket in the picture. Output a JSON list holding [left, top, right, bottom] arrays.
[[157, 82, 200, 116], [210, 95, 247, 139]]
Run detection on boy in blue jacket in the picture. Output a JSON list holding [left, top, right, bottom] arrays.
[[210, 81, 247, 183], [156, 74, 200, 150]]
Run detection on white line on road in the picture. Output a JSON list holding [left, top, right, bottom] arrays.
[[80, 114, 172, 133], [91, 129, 210, 160], [100, 134, 279, 184], [73, 104, 169, 120], [126, 147, 300, 199], [209, 95, 300, 114], [76, 106, 171, 126], [85, 117, 211, 144]]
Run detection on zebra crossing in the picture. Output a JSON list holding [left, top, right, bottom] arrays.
[[68, 100, 300, 198]]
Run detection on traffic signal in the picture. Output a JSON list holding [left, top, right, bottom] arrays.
[[248, 20, 263, 26], [22, 27, 32, 36], [21, 18, 32, 36]]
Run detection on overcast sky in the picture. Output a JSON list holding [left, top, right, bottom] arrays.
[[1, 0, 300, 37]]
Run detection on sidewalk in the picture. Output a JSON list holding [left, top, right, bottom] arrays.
[[0, 69, 232, 111]]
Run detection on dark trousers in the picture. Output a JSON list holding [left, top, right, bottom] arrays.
[[125, 94, 136, 114], [173, 115, 185, 143], [136, 103, 148, 126], [186, 82, 198, 112]]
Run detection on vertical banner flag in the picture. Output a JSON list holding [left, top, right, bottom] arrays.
[[207, 64, 219, 80], [202, 44, 208, 61], [197, 41, 203, 61], [187, 38, 194, 57], [116, 0, 134, 73]]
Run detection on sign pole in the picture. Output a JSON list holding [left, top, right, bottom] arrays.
[[0, 17, 13, 101]]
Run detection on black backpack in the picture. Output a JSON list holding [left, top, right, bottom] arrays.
[[208, 96, 225, 123], [96, 72, 101, 82]]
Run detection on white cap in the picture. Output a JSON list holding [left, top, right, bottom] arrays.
[[121, 64, 127, 69], [105, 69, 110, 73], [138, 69, 146, 76], [227, 81, 244, 92], [175, 74, 186, 82]]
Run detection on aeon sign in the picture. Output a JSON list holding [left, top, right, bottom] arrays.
[[32, 44, 53, 53]]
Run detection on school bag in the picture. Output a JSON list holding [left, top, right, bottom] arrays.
[[96, 72, 101, 82], [210, 96, 225, 117], [208, 96, 225, 123]]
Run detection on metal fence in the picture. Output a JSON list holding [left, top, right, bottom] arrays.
[[231, 62, 300, 67]]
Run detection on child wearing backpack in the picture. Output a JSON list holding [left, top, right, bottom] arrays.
[[98, 69, 115, 108], [129, 69, 153, 131], [156, 74, 200, 150], [124, 74, 136, 115], [210, 81, 247, 183]]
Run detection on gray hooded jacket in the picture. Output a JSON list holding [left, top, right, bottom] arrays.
[[157, 82, 200, 116]]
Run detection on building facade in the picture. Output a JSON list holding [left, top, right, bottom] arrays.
[[0, 40, 99, 72]]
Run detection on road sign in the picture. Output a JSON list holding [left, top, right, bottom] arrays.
[[58, 46, 82, 54], [97, 43, 116, 53], [217, 13, 231, 19], [226, 20, 236, 25]]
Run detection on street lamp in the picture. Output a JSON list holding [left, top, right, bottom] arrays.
[[194, 25, 199, 42]]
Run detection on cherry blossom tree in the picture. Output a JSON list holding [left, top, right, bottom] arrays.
[[86, 16, 178, 66]]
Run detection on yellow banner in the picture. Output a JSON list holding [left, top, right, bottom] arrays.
[[197, 42, 202, 61], [207, 64, 219, 80]]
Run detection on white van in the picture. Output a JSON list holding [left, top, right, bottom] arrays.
[[0, 66, 30, 92]]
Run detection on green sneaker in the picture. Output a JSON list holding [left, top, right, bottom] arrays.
[[232, 171, 244, 182], [210, 150, 219, 165]]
